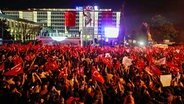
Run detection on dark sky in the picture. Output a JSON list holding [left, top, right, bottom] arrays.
[[1, 0, 184, 31], [0, 0, 182, 10], [124, 0, 184, 32]]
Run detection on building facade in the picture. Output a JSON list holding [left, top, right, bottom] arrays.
[[0, 13, 40, 42], [3, 7, 121, 40]]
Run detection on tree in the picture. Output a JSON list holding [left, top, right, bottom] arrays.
[[0, 19, 12, 40], [149, 15, 178, 43]]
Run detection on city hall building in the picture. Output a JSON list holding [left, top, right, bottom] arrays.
[[0, 12, 40, 43], [3, 6, 121, 41]]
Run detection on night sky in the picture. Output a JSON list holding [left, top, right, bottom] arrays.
[[0, 0, 184, 31]]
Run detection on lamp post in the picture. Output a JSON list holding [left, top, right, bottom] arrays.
[[1, 19, 4, 43], [2, 23, 3, 41]]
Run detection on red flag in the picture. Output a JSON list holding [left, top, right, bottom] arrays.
[[150, 65, 162, 75], [135, 59, 145, 71], [92, 66, 105, 84], [174, 54, 182, 61], [115, 61, 121, 70], [13, 55, 23, 65], [66, 96, 80, 104], [17, 46, 27, 52], [155, 57, 166, 65], [102, 58, 113, 69], [95, 54, 103, 62], [65, 11, 76, 27], [0, 62, 4, 71], [144, 66, 154, 76], [50, 62, 59, 70], [145, 65, 162, 76], [76, 67, 84, 75], [130, 54, 138, 61], [101, 11, 113, 26], [25, 54, 34, 61], [167, 62, 180, 74], [28, 41, 33, 46], [68, 61, 72, 68], [146, 50, 154, 65], [107, 60, 113, 69], [46, 61, 59, 71], [4, 63, 23, 76], [58, 67, 68, 78]]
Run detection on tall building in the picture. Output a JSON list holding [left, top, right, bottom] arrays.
[[0, 13, 40, 42], [3, 7, 121, 40]]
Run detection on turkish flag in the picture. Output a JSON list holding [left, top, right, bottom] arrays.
[[58, 67, 68, 78], [101, 11, 113, 26], [25, 54, 34, 61], [46, 61, 59, 71], [13, 55, 23, 65], [4, 63, 23, 76], [102, 58, 113, 69], [17, 46, 26, 52], [145, 65, 162, 76], [167, 62, 180, 74], [115, 61, 121, 70], [135, 59, 145, 71], [155, 57, 166, 65], [92, 66, 105, 84], [65, 11, 76, 27], [145, 66, 153, 76], [66, 96, 80, 104], [150, 65, 162, 75]]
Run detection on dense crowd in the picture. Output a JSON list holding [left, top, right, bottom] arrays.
[[0, 43, 184, 104]]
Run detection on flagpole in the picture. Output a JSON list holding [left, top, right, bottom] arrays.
[[81, 10, 85, 47], [92, 9, 95, 46], [119, 1, 126, 45], [28, 57, 36, 71]]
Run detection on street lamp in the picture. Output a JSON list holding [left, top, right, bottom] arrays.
[[0, 19, 4, 43]]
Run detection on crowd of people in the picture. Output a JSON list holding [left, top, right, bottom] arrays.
[[0, 43, 184, 104]]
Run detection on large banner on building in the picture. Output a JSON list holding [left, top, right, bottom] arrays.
[[83, 6, 95, 27], [101, 11, 113, 26], [65, 11, 76, 27]]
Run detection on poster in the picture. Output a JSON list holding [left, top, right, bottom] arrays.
[[160, 74, 172, 87]]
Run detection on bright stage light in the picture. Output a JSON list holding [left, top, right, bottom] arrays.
[[76, 6, 83, 11], [94, 6, 98, 10], [51, 37, 67, 41], [105, 38, 109, 42], [133, 40, 136, 44], [104, 27, 119, 38], [138, 41, 145, 46]]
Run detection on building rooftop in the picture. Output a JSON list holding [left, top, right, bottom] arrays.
[[0, 13, 40, 26]]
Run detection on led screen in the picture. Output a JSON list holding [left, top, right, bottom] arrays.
[[104, 27, 119, 38]]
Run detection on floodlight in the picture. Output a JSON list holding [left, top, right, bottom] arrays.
[[138, 41, 145, 46], [133, 40, 136, 44], [104, 27, 119, 38], [105, 38, 109, 42], [51, 37, 67, 41], [76, 7, 79, 11], [94, 6, 98, 10]]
